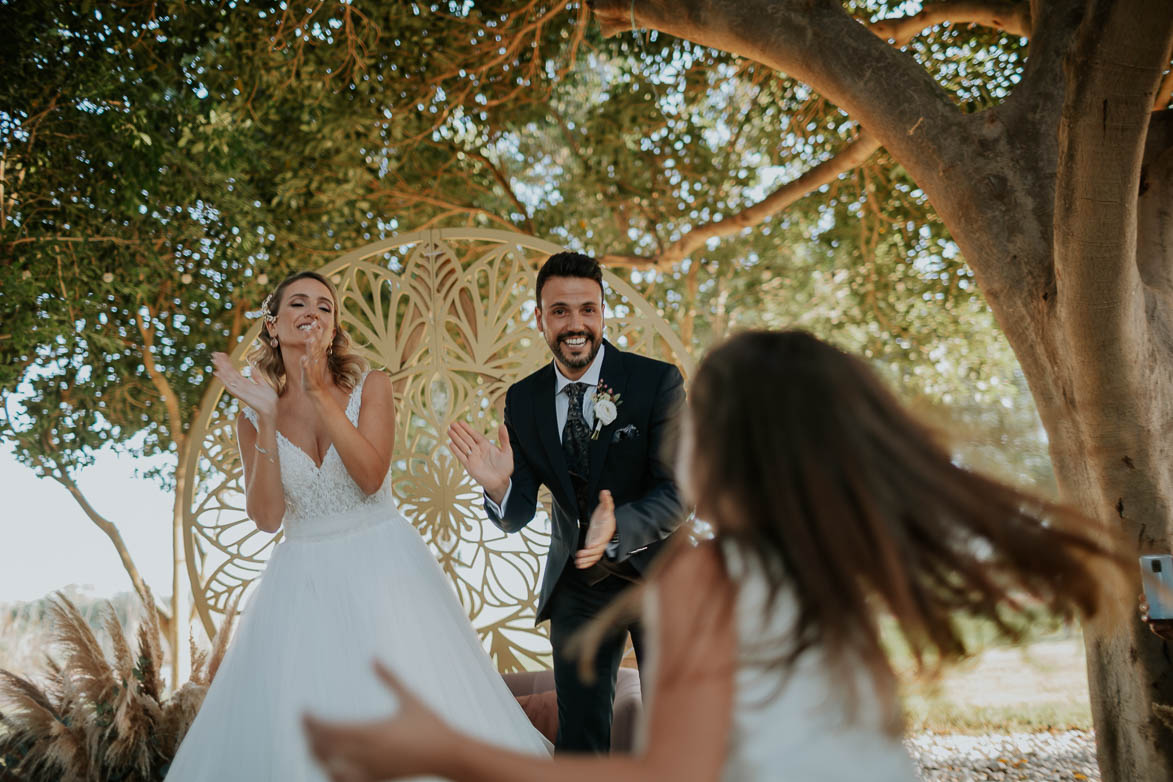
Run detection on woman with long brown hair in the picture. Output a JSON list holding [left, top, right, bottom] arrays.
[[304, 329, 1118, 782], [165, 271, 550, 782]]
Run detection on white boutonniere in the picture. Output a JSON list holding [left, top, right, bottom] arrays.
[[591, 382, 621, 440]]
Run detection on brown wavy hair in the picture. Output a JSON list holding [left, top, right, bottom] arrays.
[[246, 271, 367, 394], [574, 329, 1122, 733], [683, 330, 1121, 731]]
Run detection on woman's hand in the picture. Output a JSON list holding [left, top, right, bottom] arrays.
[[1139, 594, 1173, 641], [300, 320, 332, 397], [213, 352, 277, 419], [304, 661, 457, 782]]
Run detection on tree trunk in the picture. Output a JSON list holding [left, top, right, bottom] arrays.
[[1047, 3, 1173, 774], [170, 459, 190, 689], [1067, 109, 1173, 782], [681, 260, 700, 346]]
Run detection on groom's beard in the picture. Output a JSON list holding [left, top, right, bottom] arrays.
[[548, 329, 600, 370]]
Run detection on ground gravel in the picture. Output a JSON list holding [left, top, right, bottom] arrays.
[[908, 730, 1099, 781]]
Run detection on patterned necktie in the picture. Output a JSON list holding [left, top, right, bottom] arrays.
[[562, 382, 592, 522]]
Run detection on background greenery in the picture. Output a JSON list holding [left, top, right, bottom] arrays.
[[0, 0, 1051, 497]]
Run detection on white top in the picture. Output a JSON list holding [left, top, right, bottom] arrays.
[[647, 543, 918, 782], [721, 544, 916, 781], [487, 344, 606, 516]]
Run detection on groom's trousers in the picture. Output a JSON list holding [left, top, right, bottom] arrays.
[[548, 563, 646, 754]]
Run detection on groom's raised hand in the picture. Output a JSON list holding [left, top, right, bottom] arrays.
[[448, 421, 513, 505]]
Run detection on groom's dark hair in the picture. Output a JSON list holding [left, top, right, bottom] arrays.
[[536, 252, 604, 308]]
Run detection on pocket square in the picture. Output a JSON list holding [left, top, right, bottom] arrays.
[[611, 424, 640, 443]]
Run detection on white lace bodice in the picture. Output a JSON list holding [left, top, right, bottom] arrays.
[[242, 372, 394, 539]]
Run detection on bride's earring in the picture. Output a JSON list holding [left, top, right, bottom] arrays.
[[269, 334, 278, 348]]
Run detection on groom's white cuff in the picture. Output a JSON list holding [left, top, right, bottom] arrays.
[[486, 484, 620, 558], [605, 532, 620, 560], [485, 481, 512, 517]]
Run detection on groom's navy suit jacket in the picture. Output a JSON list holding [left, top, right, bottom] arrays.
[[486, 340, 688, 622]]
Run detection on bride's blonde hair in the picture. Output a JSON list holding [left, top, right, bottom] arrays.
[[246, 271, 367, 394]]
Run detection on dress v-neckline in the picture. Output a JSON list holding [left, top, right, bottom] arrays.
[[274, 381, 362, 470], [276, 431, 335, 470]]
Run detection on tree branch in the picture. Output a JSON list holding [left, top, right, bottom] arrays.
[[464, 148, 536, 234], [589, 0, 970, 240], [1156, 65, 1173, 111], [600, 131, 881, 267], [869, 1, 1030, 46], [4, 235, 142, 249], [48, 471, 171, 627], [413, 209, 469, 232], [588, 0, 1080, 301], [134, 307, 186, 452], [374, 187, 520, 231], [0, 396, 172, 633], [384, 1, 575, 150]]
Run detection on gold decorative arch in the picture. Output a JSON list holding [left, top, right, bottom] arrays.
[[181, 228, 692, 672]]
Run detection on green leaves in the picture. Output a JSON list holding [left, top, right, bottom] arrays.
[[0, 0, 1051, 492]]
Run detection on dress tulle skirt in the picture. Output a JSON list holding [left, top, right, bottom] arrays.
[[165, 500, 551, 781]]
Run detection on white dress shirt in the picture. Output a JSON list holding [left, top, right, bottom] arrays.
[[486, 344, 605, 517]]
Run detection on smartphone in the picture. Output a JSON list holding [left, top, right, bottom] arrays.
[[1140, 555, 1173, 620]]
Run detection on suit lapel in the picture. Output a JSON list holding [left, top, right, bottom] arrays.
[[532, 364, 578, 511], [587, 341, 629, 502]]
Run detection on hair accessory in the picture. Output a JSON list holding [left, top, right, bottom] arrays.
[[260, 291, 277, 324]]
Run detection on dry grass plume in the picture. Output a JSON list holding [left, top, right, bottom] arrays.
[[0, 590, 238, 781]]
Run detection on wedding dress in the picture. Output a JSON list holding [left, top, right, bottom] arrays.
[[165, 371, 551, 781]]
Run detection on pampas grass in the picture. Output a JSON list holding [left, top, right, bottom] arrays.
[[0, 590, 239, 782]]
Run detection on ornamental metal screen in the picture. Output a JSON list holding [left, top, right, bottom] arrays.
[[181, 228, 692, 671]]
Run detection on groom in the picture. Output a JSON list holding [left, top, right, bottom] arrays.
[[448, 251, 688, 753]]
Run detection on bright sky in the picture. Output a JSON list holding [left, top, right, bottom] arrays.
[[0, 446, 175, 604]]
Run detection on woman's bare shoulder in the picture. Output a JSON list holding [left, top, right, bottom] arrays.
[[360, 369, 393, 400], [655, 541, 735, 635], [236, 408, 257, 433], [659, 541, 730, 594]]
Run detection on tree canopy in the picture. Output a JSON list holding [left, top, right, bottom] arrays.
[[1, 0, 1052, 493]]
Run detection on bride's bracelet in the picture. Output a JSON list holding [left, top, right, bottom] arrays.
[[255, 443, 277, 464]]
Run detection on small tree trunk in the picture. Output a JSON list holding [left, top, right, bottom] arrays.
[[170, 446, 191, 689], [680, 260, 701, 346]]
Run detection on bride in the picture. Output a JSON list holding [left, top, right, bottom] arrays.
[[165, 271, 550, 781]]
